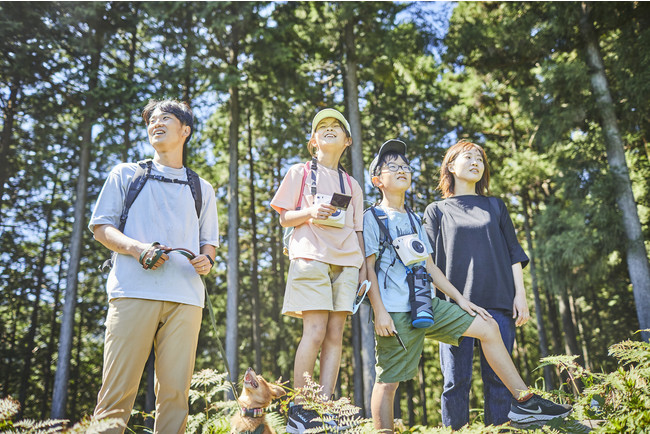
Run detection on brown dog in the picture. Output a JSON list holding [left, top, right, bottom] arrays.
[[230, 367, 286, 434]]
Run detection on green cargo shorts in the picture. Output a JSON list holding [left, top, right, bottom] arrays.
[[375, 298, 475, 384]]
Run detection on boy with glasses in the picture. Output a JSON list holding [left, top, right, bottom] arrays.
[[363, 139, 571, 432]]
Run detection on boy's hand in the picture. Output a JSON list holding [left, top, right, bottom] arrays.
[[456, 297, 492, 321], [309, 203, 336, 220], [374, 309, 396, 337]]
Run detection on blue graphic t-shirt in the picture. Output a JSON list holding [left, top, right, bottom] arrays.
[[363, 207, 433, 312]]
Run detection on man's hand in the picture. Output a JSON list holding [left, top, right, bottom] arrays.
[[190, 254, 213, 275], [138, 243, 170, 270]]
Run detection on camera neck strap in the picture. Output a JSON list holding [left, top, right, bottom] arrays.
[[310, 156, 347, 196], [370, 205, 422, 274]]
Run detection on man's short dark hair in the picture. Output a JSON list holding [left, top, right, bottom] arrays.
[[142, 99, 194, 145]]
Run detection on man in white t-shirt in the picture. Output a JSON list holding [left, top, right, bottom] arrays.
[[89, 100, 219, 434]]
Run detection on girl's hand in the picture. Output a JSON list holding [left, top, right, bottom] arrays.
[[358, 261, 367, 286], [456, 297, 492, 321], [374, 310, 396, 337], [190, 254, 213, 275], [512, 292, 530, 327], [309, 203, 337, 220]]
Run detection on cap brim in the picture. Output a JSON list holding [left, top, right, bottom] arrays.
[[311, 109, 351, 135], [369, 139, 407, 176]]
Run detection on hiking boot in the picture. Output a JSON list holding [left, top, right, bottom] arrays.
[[508, 393, 573, 423], [286, 404, 336, 433]]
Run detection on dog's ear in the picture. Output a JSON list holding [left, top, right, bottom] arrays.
[[269, 384, 286, 399]]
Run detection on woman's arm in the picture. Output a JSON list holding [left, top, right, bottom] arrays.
[[511, 262, 530, 326]]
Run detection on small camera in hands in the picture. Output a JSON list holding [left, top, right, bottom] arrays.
[[313, 193, 347, 228], [392, 234, 428, 266]]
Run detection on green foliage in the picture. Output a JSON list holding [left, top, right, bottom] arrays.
[[0, 397, 123, 433], [187, 369, 235, 433]]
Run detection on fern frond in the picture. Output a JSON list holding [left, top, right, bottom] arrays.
[[0, 397, 20, 421]]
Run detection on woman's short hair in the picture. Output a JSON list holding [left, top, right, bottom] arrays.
[[438, 139, 490, 198]]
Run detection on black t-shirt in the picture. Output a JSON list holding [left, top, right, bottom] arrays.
[[423, 195, 529, 311]]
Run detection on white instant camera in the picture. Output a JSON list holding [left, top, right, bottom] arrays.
[[313, 193, 346, 228], [393, 234, 428, 266]]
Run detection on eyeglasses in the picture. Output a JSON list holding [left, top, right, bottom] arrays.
[[381, 163, 414, 173]]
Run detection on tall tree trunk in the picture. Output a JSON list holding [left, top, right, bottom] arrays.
[[571, 295, 591, 371], [51, 32, 101, 419], [579, 2, 650, 342], [521, 192, 553, 388], [68, 302, 85, 419], [18, 179, 58, 416], [144, 349, 155, 429], [122, 10, 138, 162], [248, 111, 262, 372], [405, 379, 415, 427], [273, 157, 289, 382], [41, 247, 65, 418], [343, 18, 375, 417], [0, 81, 19, 223], [417, 356, 427, 426], [558, 288, 582, 363], [225, 27, 241, 391]]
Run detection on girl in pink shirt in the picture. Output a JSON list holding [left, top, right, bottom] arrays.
[[271, 108, 366, 433]]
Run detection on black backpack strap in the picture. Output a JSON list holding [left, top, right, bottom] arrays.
[[118, 159, 152, 232], [185, 167, 202, 219], [370, 206, 393, 244], [368, 206, 397, 288]]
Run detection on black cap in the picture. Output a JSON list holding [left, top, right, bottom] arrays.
[[368, 139, 407, 177]]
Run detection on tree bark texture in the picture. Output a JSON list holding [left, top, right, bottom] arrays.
[[579, 2, 650, 342], [343, 18, 375, 417], [225, 39, 241, 391], [248, 112, 262, 373], [51, 27, 102, 418]]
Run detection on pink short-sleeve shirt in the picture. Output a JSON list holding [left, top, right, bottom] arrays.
[[271, 162, 364, 268]]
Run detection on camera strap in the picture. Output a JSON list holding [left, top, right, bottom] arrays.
[[310, 156, 351, 195], [369, 205, 424, 292]]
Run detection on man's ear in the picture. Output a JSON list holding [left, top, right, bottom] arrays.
[[183, 125, 191, 137], [371, 175, 383, 189]]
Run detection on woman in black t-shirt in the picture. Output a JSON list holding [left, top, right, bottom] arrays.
[[423, 140, 530, 429]]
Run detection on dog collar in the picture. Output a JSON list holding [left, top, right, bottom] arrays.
[[240, 407, 264, 418]]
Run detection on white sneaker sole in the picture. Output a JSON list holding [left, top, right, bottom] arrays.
[[508, 408, 572, 423]]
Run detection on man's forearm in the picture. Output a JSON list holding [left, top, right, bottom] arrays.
[[93, 224, 145, 259]]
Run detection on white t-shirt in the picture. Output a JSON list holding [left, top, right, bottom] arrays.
[[89, 161, 219, 307]]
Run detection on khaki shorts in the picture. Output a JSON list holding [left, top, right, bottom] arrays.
[[375, 298, 475, 384], [283, 258, 359, 319]]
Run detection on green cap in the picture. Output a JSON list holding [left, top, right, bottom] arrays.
[[311, 108, 351, 135]]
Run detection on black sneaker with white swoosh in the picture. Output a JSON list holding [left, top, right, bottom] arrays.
[[508, 393, 573, 423]]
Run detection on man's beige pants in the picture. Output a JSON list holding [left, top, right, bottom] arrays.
[[94, 298, 202, 434]]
